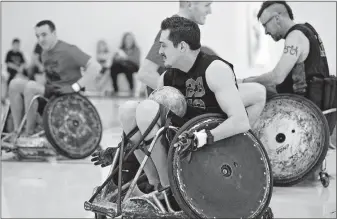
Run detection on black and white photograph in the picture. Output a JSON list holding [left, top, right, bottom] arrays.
[[1, 1, 336, 218]]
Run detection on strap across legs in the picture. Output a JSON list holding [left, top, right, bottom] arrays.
[[140, 104, 171, 156], [89, 105, 163, 203]]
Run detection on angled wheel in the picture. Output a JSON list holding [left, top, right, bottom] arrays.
[[43, 93, 103, 159], [168, 113, 273, 218], [253, 94, 330, 186]]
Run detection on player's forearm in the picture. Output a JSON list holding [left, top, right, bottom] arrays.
[[77, 59, 101, 88], [244, 72, 279, 87], [137, 68, 160, 90], [33, 55, 44, 69], [210, 115, 250, 142]]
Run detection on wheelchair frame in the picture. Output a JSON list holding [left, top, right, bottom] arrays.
[[1, 94, 57, 160], [84, 121, 275, 218], [322, 108, 337, 150], [84, 125, 181, 218], [84, 102, 336, 218]]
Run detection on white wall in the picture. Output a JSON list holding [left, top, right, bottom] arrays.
[[2, 1, 336, 78]]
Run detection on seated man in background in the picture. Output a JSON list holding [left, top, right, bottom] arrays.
[[110, 32, 140, 95], [8, 20, 101, 138], [242, 1, 336, 138]]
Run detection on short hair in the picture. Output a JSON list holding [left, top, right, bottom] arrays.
[[12, 38, 20, 44], [257, 1, 294, 20], [160, 16, 201, 50], [35, 20, 56, 32]]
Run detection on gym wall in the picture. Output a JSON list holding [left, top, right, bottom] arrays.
[[1, 1, 335, 78]]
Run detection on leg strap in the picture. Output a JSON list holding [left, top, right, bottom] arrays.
[[125, 126, 139, 141], [122, 103, 166, 149], [113, 126, 139, 154], [139, 104, 169, 156]]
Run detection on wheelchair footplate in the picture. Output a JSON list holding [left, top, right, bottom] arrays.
[[85, 186, 187, 219], [85, 132, 187, 218], [1, 133, 60, 161]]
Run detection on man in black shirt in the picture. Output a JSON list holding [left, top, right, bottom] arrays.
[[137, 1, 267, 128], [243, 1, 330, 96], [242, 1, 336, 140], [92, 17, 250, 195]]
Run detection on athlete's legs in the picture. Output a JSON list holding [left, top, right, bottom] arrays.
[[8, 77, 29, 131], [118, 101, 161, 189], [23, 81, 45, 135], [136, 99, 170, 188], [238, 83, 266, 126]]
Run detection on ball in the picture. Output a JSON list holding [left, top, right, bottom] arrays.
[[148, 86, 187, 117]]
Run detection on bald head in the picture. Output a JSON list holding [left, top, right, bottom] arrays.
[[179, 1, 187, 8], [179, 1, 200, 8], [177, 1, 212, 25], [257, 1, 294, 20]]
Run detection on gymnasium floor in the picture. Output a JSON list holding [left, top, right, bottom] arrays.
[[1, 96, 336, 218]]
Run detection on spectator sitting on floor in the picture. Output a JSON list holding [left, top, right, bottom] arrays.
[[110, 32, 140, 95]]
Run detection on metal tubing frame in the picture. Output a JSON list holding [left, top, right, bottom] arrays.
[[1, 95, 48, 144]]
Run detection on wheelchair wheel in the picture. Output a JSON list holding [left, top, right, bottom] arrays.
[[43, 93, 103, 159], [168, 113, 273, 219], [253, 93, 330, 186]]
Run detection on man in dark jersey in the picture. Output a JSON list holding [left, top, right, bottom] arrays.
[[242, 1, 336, 139], [243, 1, 330, 94], [137, 1, 267, 127], [93, 17, 250, 196], [8, 20, 102, 137]]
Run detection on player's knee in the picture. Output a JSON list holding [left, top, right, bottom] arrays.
[[118, 100, 139, 124], [8, 77, 28, 94], [23, 81, 44, 97], [136, 99, 160, 128]]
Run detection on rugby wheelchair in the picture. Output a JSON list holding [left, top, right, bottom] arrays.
[[253, 75, 336, 188], [1, 93, 102, 161], [84, 86, 274, 219]]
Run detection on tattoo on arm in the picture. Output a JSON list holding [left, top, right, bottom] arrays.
[[283, 45, 298, 56]]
